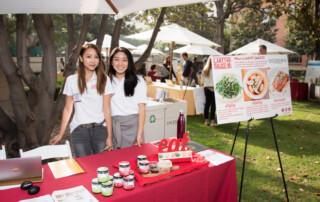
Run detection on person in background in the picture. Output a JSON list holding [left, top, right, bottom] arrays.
[[57, 57, 65, 73], [259, 45, 267, 55], [191, 56, 200, 85], [108, 47, 147, 149], [201, 56, 217, 127], [163, 56, 176, 80], [50, 44, 114, 157], [150, 64, 169, 83], [181, 52, 194, 86]]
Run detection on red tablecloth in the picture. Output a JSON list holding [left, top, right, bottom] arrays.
[[0, 143, 237, 202], [290, 82, 308, 101]]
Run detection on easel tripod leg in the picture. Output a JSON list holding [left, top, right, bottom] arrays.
[[230, 122, 241, 155], [270, 118, 289, 202], [239, 119, 252, 202]]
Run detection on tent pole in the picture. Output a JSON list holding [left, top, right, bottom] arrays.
[[170, 41, 174, 80], [106, 0, 119, 14]]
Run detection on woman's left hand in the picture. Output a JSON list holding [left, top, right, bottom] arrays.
[[101, 138, 113, 152], [134, 134, 142, 147]]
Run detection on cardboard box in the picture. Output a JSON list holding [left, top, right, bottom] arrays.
[[143, 100, 165, 143]]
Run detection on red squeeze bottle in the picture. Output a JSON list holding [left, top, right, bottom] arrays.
[[177, 110, 185, 139]]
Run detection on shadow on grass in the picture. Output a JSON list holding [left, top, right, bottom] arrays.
[[188, 116, 319, 157], [235, 161, 319, 202], [225, 118, 319, 157]]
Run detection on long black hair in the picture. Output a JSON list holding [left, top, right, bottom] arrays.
[[108, 47, 138, 97]]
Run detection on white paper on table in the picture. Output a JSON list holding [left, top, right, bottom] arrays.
[[198, 149, 233, 166], [19, 194, 54, 202], [51, 185, 98, 202], [0, 184, 20, 190]]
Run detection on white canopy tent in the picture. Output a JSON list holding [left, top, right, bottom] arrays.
[[0, 0, 213, 16], [227, 38, 296, 55], [126, 23, 220, 78], [87, 34, 136, 50], [126, 23, 220, 47], [132, 44, 164, 56], [173, 45, 223, 56]]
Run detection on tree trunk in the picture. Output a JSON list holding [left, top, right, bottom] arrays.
[[67, 14, 75, 59], [96, 15, 109, 50], [0, 15, 38, 151], [134, 7, 167, 70], [0, 108, 19, 158], [110, 18, 123, 54], [215, 1, 226, 54], [315, 0, 320, 60], [32, 14, 59, 145]]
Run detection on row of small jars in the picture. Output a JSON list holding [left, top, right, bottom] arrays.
[[91, 166, 135, 197]]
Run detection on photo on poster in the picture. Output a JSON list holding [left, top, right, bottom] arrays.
[[241, 68, 269, 101], [268, 67, 290, 98], [214, 69, 243, 103]]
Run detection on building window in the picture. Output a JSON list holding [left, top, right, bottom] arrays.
[[288, 54, 302, 64]]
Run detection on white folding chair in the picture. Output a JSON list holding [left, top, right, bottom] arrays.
[[19, 140, 73, 160], [0, 145, 6, 160]]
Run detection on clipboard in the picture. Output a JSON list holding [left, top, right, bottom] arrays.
[[48, 159, 85, 179], [145, 76, 152, 85]]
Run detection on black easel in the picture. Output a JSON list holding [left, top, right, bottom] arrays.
[[230, 114, 289, 202]]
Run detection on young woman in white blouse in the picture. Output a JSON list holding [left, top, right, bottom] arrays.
[[201, 56, 217, 126], [108, 47, 147, 149], [50, 44, 114, 157]]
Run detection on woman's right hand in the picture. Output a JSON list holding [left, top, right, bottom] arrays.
[[49, 135, 62, 145]]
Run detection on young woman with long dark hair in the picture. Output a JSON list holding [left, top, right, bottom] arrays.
[[108, 47, 147, 149], [50, 44, 114, 157]]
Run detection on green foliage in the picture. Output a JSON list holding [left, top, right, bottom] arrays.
[[289, 69, 306, 80], [55, 78, 65, 100], [285, 0, 320, 56], [188, 100, 320, 201], [229, 9, 277, 51]]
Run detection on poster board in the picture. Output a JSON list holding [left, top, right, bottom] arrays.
[[305, 61, 320, 84], [212, 55, 292, 124]]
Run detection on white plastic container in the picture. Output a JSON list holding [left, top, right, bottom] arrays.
[[143, 100, 166, 143]]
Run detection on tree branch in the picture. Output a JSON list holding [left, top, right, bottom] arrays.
[[96, 14, 109, 50], [110, 18, 123, 54], [32, 14, 57, 98], [16, 14, 41, 112], [134, 7, 167, 70], [67, 14, 75, 59]]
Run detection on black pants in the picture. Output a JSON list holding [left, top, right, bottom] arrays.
[[160, 77, 167, 83], [204, 87, 216, 120]]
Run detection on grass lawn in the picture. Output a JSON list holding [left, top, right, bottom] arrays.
[[187, 100, 320, 201]]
